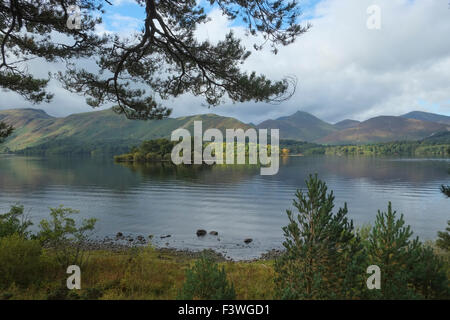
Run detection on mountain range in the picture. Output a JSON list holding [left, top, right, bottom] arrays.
[[0, 107, 449, 154]]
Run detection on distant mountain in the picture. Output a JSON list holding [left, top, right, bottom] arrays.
[[401, 111, 450, 125], [0, 108, 253, 154], [318, 116, 450, 145], [2, 107, 450, 153], [257, 111, 337, 141], [334, 119, 360, 130]]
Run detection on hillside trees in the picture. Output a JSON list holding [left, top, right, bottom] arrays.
[[0, 121, 13, 142]]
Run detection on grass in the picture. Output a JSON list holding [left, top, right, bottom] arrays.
[[0, 246, 276, 300], [2, 242, 448, 300]]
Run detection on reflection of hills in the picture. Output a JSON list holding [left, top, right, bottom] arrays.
[[0, 156, 144, 192], [275, 156, 449, 186], [0, 156, 261, 193]]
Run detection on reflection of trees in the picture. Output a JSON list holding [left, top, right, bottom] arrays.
[[117, 161, 260, 185], [0, 155, 261, 194]]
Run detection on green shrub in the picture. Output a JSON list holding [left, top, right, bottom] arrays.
[[178, 253, 236, 300], [0, 234, 43, 288], [0, 205, 33, 238], [37, 205, 97, 268]]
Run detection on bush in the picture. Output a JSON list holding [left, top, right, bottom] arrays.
[[178, 253, 236, 300], [0, 234, 43, 288], [0, 205, 33, 238], [275, 174, 366, 299], [37, 205, 97, 268]]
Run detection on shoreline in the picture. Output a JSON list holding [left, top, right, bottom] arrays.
[[71, 236, 284, 262]]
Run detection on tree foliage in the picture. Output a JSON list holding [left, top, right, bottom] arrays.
[[0, 234, 43, 289], [178, 253, 236, 300], [0, 204, 32, 238], [275, 174, 366, 299], [366, 202, 448, 299], [0, 121, 13, 142], [37, 205, 97, 267], [437, 220, 450, 251], [1, 0, 309, 120]]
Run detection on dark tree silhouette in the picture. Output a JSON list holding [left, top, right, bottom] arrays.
[[0, 0, 310, 120], [0, 121, 13, 142]]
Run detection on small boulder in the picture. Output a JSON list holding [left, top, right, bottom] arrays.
[[209, 231, 218, 236], [116, 232, 123, 238], [196, 229, 207, 237], [244, 238, 253, 244]]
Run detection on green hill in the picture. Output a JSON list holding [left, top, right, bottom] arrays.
[[2, 108, 450, 154], [0, 108, 253, 155]]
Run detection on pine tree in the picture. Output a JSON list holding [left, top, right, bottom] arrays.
[[409, 243, 449, 299], [367, 202, 420, 299], [436, 220, 450, 251], [1, 1, 309, 120], [275, 174, 366, 299], [178, 253, 235, 300]]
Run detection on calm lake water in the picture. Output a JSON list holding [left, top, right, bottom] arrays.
[[0, 155, 448, 259]]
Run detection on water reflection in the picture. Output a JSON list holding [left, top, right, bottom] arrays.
[[0, 154, 448, 260]]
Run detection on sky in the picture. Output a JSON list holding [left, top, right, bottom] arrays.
[[1, 0, 450, 124]]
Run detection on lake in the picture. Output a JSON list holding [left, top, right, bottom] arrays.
[[0, 155, 448, 260]]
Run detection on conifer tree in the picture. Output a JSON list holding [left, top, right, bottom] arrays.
[[366, 202, 421, 299], [178, 253, 235, 300], [275, 174, 366, 299], [409, 243, 449, 299], [1, 1, 309, 120], [436, 220, 450, 251]]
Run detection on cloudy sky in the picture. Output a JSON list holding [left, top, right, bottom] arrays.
[[2, 0, 450, 124]]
